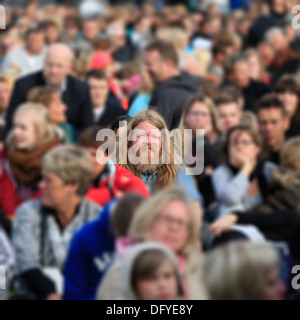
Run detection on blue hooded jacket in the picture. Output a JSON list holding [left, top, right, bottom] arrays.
[[63, 200, 116, 300]]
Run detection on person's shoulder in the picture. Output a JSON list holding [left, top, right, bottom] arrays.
[[81, 197, 102, 216], [71, 215, 101, 243], [67, 74, 89, 88], [15, 70, 44, 85], [114, 164, 135, 179], [213, 164, 230, 176], [14, 198, 43, 220], [4, 46, 24, 58]]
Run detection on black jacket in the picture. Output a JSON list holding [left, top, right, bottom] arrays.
[[221, 79, 270, 111], [149, 71, 202, 130], [94, 95, 127, 128], [4, 71, 94, 138]]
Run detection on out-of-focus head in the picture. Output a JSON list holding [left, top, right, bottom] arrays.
[[27, 86, 67, 124], [200, 15, 222, 37], [273, 75, 300, 119], [81, 17, 100, 40], [12, 102, 57, 151], [214, 91, 242, 133], [203, 241, 286, 300], [0, 74, 14, 114], [257, 41, 275, 68], [43, 43, 74, 88], [265, 27, 289, 52], [42, 16, 62, 45], [40, 145, 94, 207], [85, 69, 110, 108], [111, 192, 146, 238], [24, 26, 45, 55], [180, 94, 223, 134], [224, 54, 251, 89], [129, 186, 199, 255], [270, 0, 288, 16], [106, 22, 126, 50], [144, 40, 179, 84], [120, 242, 183, 300], [255, 93, 290, 151], [273, 136, 300, 188], [223, 124, 263, 164], [78, 125, 115, 178]]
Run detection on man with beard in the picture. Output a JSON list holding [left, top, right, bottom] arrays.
[[118, 109, 204, 226]]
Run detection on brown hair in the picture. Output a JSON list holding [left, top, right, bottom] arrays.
[[214, 91, 239, 108], [78, 125, 115, 156], [254, 93, 287, 117], [27, 86, 57, 107], [145, 39, 179, 67], [111, 192, 146, 237], [131, 249, 183, 297]]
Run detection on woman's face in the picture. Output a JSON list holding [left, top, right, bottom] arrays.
[[277, 91, 299, 118], [149, 200, 191, 253], [13, 111, 38, 151], [135, 259, 179, 300], [229, 130, 261, 162], [39, 170, 78, 209], [257, 265, 286, 300], [185, 102, 213, 133], [48, 94, 67, 124]]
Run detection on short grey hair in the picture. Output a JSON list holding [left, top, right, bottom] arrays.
[[42, 145, 94, 196]]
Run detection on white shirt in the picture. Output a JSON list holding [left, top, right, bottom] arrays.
[[93, 107, 105, 122]]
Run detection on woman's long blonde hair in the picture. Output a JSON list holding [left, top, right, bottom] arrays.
[[273, 137, 300, 188], [8, 102, 59, 148], [119, 109, 176, 191]]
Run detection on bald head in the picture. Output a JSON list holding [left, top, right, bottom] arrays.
[[43, 43, 75, 89]]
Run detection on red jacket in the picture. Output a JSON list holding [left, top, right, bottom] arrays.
[[86, 163, 150, 206], [0, 150, 41, 219]]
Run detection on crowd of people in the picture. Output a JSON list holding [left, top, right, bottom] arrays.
[[0, 0, 300, 300]]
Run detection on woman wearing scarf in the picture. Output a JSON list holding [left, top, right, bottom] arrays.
[[0, 102, 59, 219]]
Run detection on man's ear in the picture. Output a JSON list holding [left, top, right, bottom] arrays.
[[165, 59, 174, 69]]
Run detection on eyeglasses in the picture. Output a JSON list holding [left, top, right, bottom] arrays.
[[229, 140, 255, 147], [188, 111, 211, 117], [155, 214, 190, 230]]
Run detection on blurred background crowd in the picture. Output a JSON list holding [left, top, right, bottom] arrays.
[[0, 0, 300, 301]]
